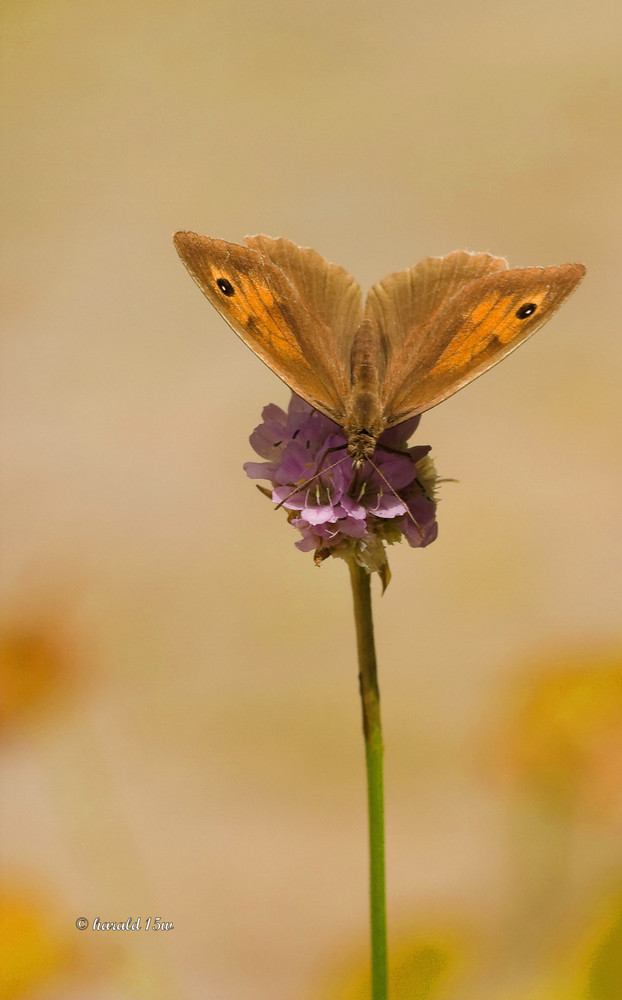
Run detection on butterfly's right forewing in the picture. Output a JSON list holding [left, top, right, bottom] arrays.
[[368, 254, 585, 425]]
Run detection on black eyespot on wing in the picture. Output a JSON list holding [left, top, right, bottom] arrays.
[[515, 302, 537, 320], [217, 277, 235, 296]]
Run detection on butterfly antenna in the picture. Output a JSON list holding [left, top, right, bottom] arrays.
[[274, 452, 350, 511], [367, 457, 424, 538]]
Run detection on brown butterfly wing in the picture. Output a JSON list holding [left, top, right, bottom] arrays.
[[244, 235, 363, 362], [366, 250, 510, 357], [366, 253, 586, 426], [173, 231, 361, 423]]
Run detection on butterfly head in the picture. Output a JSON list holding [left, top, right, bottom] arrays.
[[347, 429, 378, 469]]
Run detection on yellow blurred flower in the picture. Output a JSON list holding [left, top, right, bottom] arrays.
[[514, 888, 622, 1000], [571, 887, 622, 1000], [319, 924, 466, 1000], [502, 646, 622, 821], [0, 617, 77, 732], [0, 884, 72, 1000]]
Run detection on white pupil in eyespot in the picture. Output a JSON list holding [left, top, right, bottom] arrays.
[[516, 302, 537, 319]]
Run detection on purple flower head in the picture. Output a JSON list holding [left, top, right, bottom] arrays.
[[244, 395, 439, 583]]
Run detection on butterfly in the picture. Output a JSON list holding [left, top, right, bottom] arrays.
[[173, 232, 585, 467]]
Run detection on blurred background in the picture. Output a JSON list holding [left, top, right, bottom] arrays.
[[2, 1, 622, 997]]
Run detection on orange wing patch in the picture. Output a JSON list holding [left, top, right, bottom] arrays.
[[212, 271, 282, 344], [430, 289, 548, 374]]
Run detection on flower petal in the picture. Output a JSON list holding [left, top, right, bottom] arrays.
[[245, 394, 439, 571]]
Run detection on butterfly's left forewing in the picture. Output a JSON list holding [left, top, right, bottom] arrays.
[[174, 231, 361, 423], [369, 260, 586, 426]]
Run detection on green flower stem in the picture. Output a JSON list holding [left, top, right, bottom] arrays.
[[348, 559, 388, 1000]]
